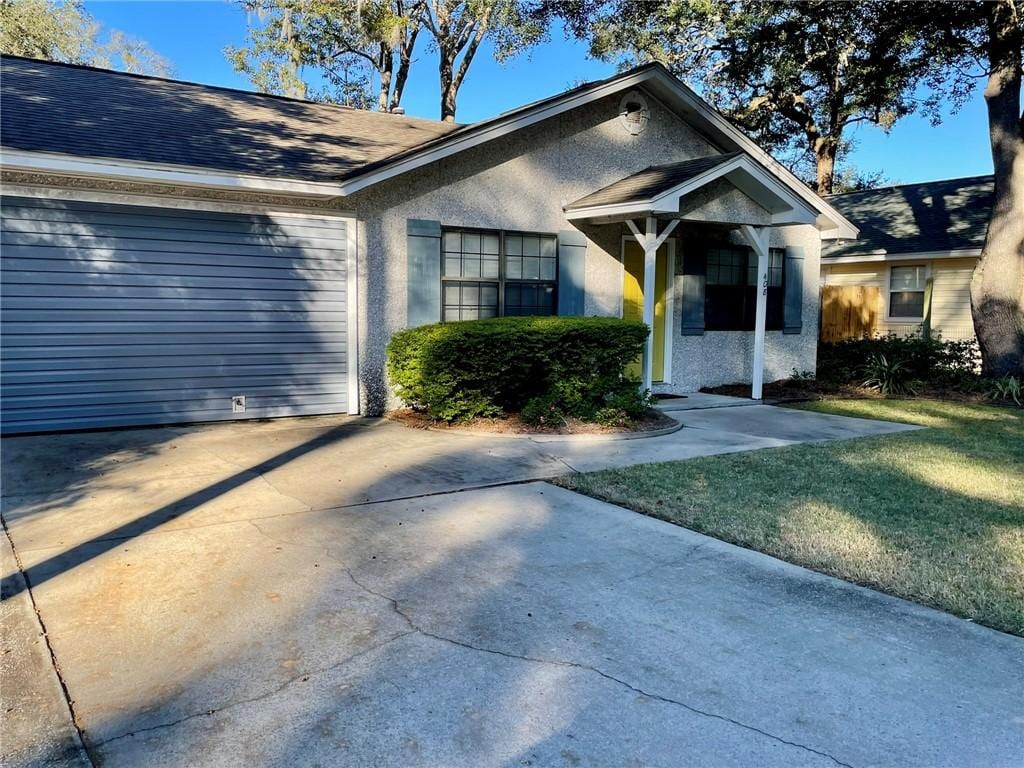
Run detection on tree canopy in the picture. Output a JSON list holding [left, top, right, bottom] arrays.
[[227, 0, 547, 120], [0, 0, 170, 76], [551, 0, 972, 193]]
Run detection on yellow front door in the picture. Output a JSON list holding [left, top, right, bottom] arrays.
[[622, 240, 669, 382]]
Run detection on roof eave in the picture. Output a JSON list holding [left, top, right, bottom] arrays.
[[821, 247, 983, 264], [0, 148, 349, 198]]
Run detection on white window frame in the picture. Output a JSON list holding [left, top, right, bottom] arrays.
[[887, 263, 931, 323]]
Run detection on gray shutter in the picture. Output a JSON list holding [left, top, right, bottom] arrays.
[[407, 219, 442, 326], [680, 247, 706, 336], [557, 230, 587, 316], [783, 246, 805, 335]]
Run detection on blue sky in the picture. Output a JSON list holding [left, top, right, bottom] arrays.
[[85, 0, 994, 185]]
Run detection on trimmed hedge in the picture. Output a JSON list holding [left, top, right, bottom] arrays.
[[386, 316, 650, 423], [818, 334, 981, 386]]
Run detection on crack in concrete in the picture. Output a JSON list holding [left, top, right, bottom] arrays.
[[343, 568, 855, 768], [92, 629, 416, 749], [1, 514, 97, 768]]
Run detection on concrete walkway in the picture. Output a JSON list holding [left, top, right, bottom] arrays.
[[7, 406, 1018, 767]]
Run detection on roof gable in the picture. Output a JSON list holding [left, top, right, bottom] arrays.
[[0, 55, 857, 237]]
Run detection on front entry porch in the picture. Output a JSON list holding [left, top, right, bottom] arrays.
[[565, 153, 821, 399]]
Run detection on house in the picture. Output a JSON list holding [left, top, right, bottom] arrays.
[[820, 176, 992, 342], [0, 55, 856, 434]]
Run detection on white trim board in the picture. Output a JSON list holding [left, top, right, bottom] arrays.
[[335, 65, 859, 239], [1, 149, 349, 198], [344, 216, 361, 415], [567, 154, 818, 227], [821, 248, 982, 265]]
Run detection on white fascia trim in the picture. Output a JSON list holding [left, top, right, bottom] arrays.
[[821, 248, 982, 265], [344, 216, 361, 415], [334, 65, 854, 236], [566, 154, 817, 226], [1, 182, 356, 218], [334, 69, 662, 196], [1, 149, 348, 198]]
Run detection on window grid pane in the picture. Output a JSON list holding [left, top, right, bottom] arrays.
[[440, 228, 559, 321], [504, 233, 556, 283], [442, 227, 501, 280], [891, 265, 926, 291], [443, 280, 499, 320], [504, 282, 556, 316]]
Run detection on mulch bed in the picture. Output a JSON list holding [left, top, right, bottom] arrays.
[[388, 408, 678, 436]]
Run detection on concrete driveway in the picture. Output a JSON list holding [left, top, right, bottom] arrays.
[[3, 407, 1021, 767]]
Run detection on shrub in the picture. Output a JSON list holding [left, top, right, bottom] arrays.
[[861, 353, 918, 395], [387, 316, 651, 422], [987, 375, 1023, 407], [818, 334, 980, 387]]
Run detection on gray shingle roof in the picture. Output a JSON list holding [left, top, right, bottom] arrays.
[[0, 55, 459, 182], [823, 176, 993, 258], [565, 153, 742, 210]]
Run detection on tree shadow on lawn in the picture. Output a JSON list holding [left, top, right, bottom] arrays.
[[558, 409, 1024, 636]]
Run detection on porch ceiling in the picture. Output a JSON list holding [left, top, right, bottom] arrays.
[[564, 152, 818, 228]]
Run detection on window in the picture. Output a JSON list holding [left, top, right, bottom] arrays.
[[704, 246, 784, 331], [889, 265, 926, 318], [442, 228, 557, 320]]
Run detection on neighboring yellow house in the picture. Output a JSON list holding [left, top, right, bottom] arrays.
[[820, 175, 992, 342]]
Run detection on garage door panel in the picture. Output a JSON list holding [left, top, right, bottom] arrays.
[[1, 245, 345, 273], [3, 316, 347, 333], [3, 218, 346, 250], [1, 196, 351, 433], [3, 366, 348, 391], [3, 382, 348, 410], [0, 272, 348, 292], [1, 331, 347, 348], [2, 294, 347, 311], [2, 231, 344, 260]]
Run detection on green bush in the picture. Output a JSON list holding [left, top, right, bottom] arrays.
[[818, 334, 980, 387], [861, 353, 918, 395], [386, 316, 650, 423], [987, 375, 1023, 407]]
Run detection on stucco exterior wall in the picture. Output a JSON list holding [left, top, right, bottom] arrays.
[[659, 224, 822, 393], [822, 257, 978, 342], [346, 90, 725, 412]]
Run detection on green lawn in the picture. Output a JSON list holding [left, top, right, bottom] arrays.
[[556, 399, 1024, 636]]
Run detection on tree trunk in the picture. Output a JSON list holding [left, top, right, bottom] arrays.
[[378, 42, 394, 112], [972, 0, 1024, 376], [815, 139, 838, 195], [439, 51, 457, 121]]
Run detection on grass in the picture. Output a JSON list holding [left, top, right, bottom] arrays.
[[556, 399, 1024, 636]]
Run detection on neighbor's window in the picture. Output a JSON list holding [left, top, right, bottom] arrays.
[[442, 228, 557, 320], [704, 246, 784, 331], [889, 265, 927, 318]]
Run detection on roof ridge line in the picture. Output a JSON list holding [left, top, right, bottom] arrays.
[[825, 173, 994, 197]]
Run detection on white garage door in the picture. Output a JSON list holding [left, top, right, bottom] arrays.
[[1, 196, 354, 434]]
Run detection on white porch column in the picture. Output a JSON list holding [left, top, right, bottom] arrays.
[[626, 216, 680, 392], [740, 225, 771, 400]]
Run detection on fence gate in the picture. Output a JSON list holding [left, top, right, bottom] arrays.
[[820, 285, 880, 342]]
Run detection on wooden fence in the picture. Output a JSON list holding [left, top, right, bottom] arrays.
[[820, 285, 880, 342]]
